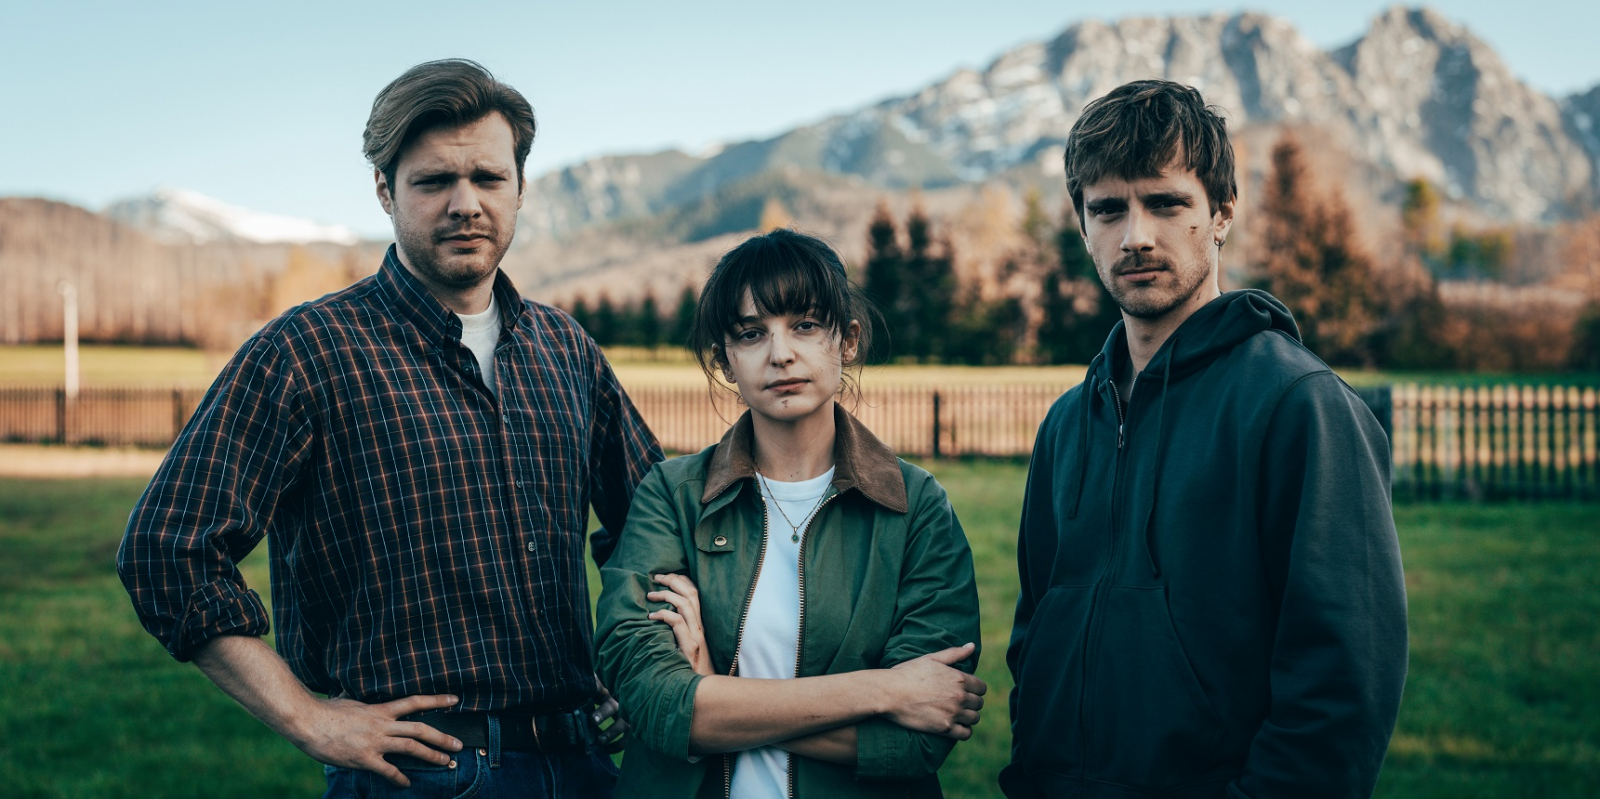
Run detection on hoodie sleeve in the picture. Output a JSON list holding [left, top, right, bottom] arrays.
[[1235, 371, 1408, 798], [1005, 412, 1056, 749]]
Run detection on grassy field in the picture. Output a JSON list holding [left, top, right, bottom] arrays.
[[1, 467, 1597, 797], [5, 344, 1596, 392]]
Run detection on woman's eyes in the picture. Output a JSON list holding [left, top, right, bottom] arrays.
[[734, 320, 823, 342]]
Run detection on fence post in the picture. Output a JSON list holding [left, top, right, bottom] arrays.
[[931, 391, 942, 460], [55, 387, 67, 444]]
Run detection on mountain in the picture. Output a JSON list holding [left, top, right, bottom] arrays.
[[519, 5, 1598, 240], [105, 187, 361, 246], [1564, 83, 1600, 200]]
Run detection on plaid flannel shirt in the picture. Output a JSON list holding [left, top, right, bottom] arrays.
[[118, 246, 662, 712]]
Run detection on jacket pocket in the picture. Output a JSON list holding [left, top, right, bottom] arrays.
[[1012, 583, 1096, 777], [1086, 585, 1222, 789]]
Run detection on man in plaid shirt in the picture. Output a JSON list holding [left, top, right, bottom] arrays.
[[117, 59, 662, 798]]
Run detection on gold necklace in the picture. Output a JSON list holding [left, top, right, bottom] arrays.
[[756, 469, 829, 544]]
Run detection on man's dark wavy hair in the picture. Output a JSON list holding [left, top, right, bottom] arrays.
[[1063, 79, 1237, 227], [363, 59, 536, 192]]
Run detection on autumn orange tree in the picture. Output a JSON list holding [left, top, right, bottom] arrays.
[[1254, 134, 1384, 366]]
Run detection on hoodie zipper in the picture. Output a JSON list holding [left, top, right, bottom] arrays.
[[723, 498, 771, 799], [786, 489, 836, 799], [1078, 376, 1137, 773], [1109, 376, 1136, 449]]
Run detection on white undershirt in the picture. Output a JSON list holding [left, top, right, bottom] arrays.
[[457, 296, 500, 396], [730, 467, 836, 799]]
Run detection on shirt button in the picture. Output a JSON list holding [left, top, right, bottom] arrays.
[[526, 541, 536, 552], [501, 413, 510, 424]]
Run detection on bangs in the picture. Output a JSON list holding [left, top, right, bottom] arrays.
[[688, 228, 877, 392], [702, 232, 850, 338]]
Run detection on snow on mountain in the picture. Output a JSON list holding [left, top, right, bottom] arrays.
[[105, 187, 361, 246]]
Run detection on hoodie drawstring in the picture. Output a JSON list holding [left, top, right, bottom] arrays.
[[1137, 365, 1173, 578], [1066, 352, 1103, 520]]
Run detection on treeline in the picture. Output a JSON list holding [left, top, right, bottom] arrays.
[[1253, 134, 1600, 371], [0, 198, 377, 352], [560, 134, 1600, 371], [857, 198, 1118, 365], [557, 198, 1125, 365], [564, 287, 699, 350]]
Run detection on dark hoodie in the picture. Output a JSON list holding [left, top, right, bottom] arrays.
[[1001, 290, 1407, 799]]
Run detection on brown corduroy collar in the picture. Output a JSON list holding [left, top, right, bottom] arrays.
[[700, 404, 908, 514]]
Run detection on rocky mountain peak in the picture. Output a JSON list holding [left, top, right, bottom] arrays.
[[518, 5, 1600, 243]]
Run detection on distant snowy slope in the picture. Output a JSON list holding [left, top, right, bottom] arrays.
[[105, 187, 361, 245]]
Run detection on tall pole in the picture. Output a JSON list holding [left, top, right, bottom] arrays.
[[58, 281, 79, 400]]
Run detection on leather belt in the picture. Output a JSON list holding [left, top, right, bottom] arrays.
[[410, 708, 590, 752]]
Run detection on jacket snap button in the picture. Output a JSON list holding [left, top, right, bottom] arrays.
[[448, 760, 457, 769], [713, 535, 727, 547]]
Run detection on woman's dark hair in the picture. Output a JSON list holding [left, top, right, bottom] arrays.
[[689, 228, 877, 403]]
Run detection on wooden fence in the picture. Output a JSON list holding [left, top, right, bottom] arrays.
[[2, 382, 1596, 501], [1388, 384, 1599, 501]]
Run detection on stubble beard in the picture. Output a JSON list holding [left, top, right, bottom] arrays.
[[393, 215, 511, 291], [1101, 252, 1214, 320]]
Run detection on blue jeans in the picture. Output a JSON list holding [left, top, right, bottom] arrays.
[[322, 715, 619, 799]]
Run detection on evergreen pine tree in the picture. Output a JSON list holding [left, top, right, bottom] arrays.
[[592, 293, 618, 346], [637, 292, 662, 349], [862, 201, 903, 361], [901, 205, 935, 359], [672, 285, 697, 349], [569, 296, 592, 336]]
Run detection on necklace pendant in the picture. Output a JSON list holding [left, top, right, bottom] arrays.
[[791, 532, 800, 543]]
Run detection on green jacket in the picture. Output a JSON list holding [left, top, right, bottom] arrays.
[[595, 405, 981, 799]]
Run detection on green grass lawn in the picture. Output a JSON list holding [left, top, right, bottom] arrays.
[[1, 469, 1596, 797]]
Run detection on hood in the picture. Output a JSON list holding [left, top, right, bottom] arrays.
[[1068, 290, 1300, 577], [1088, 289, 1299, 386]]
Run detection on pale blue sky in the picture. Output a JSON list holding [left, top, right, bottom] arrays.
[[1, 1, 1592, 238]]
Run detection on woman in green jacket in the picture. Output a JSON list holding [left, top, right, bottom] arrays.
[[594, 229, 985, 799]]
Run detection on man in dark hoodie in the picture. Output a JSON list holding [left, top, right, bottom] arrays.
[[1001, 80, 1407, 799]]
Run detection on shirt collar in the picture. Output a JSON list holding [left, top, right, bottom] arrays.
[[374, 244, 530, 344], [701, 403, 908, 514]]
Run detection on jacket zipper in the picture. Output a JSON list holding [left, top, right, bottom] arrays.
[[724, 499, 772, 799], [786, 489, 836, 799]]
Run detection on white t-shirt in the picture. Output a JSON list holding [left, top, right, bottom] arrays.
[[729, 466, 836, 799], [457, 296, 500, 396]]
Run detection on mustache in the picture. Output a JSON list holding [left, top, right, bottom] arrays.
[[1112, 253, 1174, 275], [435, 226, 496, 242]]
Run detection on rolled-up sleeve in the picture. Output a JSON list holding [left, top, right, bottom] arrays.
[[116, 334, 311, 661]]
